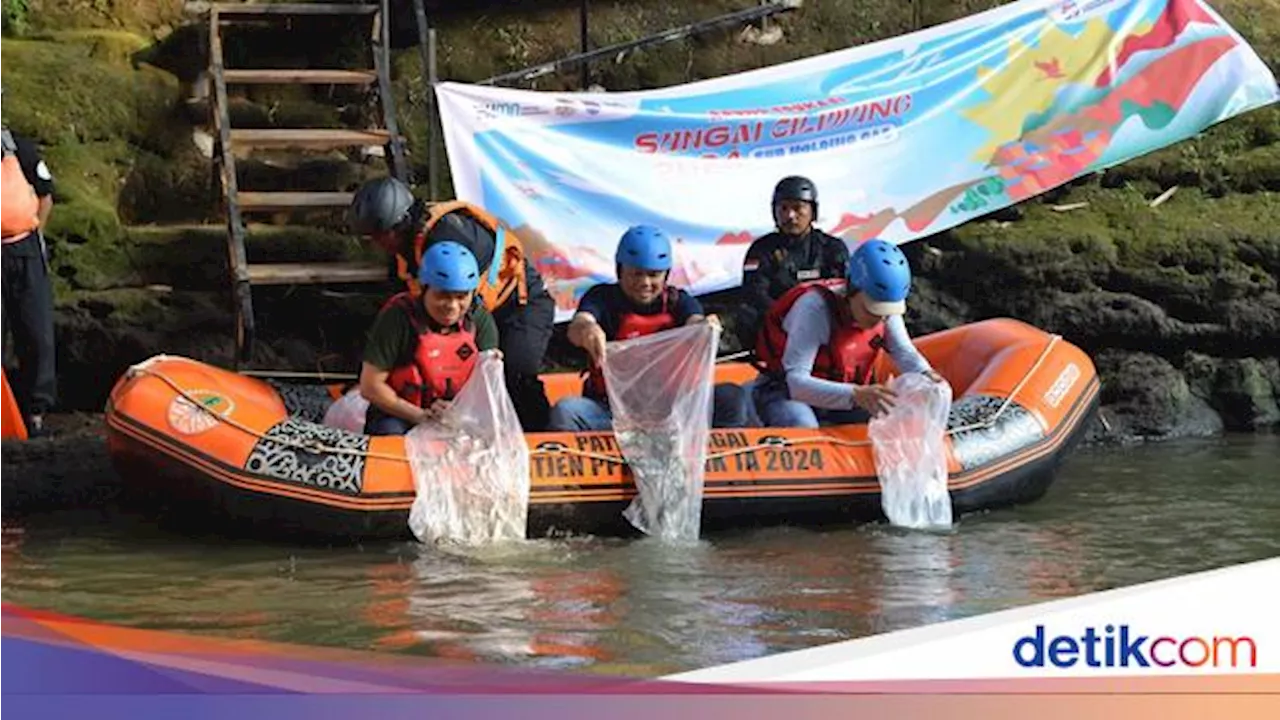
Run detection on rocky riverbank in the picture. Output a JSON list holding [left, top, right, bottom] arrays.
[[2, 0, 1278, 448]]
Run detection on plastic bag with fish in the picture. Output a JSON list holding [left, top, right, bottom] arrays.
[[868, 372, 954, 530], [322, 387, 369, 433], [602, 322, 719, 542], [405, 352, 530, 545]]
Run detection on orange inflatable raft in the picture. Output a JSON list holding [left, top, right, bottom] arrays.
[[104, 318, 1099, 540]]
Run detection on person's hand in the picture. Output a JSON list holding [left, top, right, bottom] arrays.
[[582, 323, 607, 366], [702, 313, 723, 334], [417, 398, 453, 424], [852, 383, 898, 417], [482, 348, 504, 361], [923, 369, 944, 384]]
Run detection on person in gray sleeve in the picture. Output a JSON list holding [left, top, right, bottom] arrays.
[[752, 239, 943, 428]]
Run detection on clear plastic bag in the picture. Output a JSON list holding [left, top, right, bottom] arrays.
[[322, 387, 369, 433], [602, 322, 719, 542], [868, 372, 955, 530], [405, 352, 530, 545]]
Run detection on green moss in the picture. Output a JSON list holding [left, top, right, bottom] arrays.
[[35, 140, 129, 293], [225, 95, 342, 130], [1, 38, 178, 146], [53, 287, 190, 337], [118, 145, 216, 225], [24, 0, 184, 37], [116, 223, 384, 290], [34, 28, 150, 62]]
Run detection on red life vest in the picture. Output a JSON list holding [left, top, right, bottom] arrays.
[[583, 287, 680, 398], [756, 280, 885, 385], [382, 292, 479, 407]]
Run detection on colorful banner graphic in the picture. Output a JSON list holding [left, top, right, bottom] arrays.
[[436, 0, 1278, 320]]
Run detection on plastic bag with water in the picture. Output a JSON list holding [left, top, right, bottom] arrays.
[[868, 372, 955, 530], [322, 387, 369, 433], [405, 352, 530, 545], [602, 322, 719, 542]]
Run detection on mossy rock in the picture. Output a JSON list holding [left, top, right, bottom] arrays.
[[225, 95, 343, 130], [1094, 349, 1224, 439], [23, 0, 185, 37], [118, 223, 385, 290], [118, 143, 218, 225], [37, 140, 129, 293], [30, 28, 150, 62], [1, 37, 179, 148], [1179, 352, 1280, 429]]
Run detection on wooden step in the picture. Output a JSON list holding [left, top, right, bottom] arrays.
[[194, 3, 378, 17], [238, 191, 355, 211], [229, 129, 391, 151], [223, 69, 377, 85], [247, 262, 387, 286]]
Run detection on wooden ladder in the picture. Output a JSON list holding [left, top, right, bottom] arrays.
[[203, 1, 409, 366]]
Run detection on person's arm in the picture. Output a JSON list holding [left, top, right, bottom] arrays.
[[567, 286, 609, 365], [882, 314, 936, 376], [676, 289, 721, 333], [359, 362, 428, 424], [820, 231, 850, 280], [359, 307, 431, 423], [15, 135, 54, 226], [471, 305, 500, 352], [737, 238, 776, 342], [780, 292, 860, 410]]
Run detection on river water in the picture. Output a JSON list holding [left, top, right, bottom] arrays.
[[3, 434, 1277, 676]]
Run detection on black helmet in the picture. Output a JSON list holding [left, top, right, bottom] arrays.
[[347, 177, 415, 234], [772, 175, 818, 214]]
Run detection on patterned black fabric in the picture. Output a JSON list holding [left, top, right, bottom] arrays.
[[947, 394, 1045, 472], [269, 381, 336, 424], [245, 418, 368, 495]]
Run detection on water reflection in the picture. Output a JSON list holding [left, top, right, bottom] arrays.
[[1, 435, 1277, 675]]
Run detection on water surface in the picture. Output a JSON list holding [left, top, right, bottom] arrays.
[[4, 434, 1277, 676]]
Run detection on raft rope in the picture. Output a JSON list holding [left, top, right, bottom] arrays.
[[122, 335, 1061, 468]]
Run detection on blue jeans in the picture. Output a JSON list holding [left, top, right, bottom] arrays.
[[752, 377, 870, 428], [364, 409, 413, 436], [548, 383, 752, 432]]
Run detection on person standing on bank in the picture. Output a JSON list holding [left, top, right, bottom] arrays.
[[347, 177, 556, 432], [2, 123, 57, 437], [736, 176, 851, 344]]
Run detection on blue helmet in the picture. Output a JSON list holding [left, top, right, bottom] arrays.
[[419, 241, 480, 292], [847, 239, 911, 316], [615, 225, 673, 272]]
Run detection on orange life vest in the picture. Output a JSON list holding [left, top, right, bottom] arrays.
[[382, 293, 479, 407], [2, 129, 41, 244], [583, 287, 680, 399], [756, 280, 885, 385], [396, 201, 529, 313]]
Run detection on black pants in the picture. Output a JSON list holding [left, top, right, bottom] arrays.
[[492, 289, 555, 432], [2, 233, 57, 419]]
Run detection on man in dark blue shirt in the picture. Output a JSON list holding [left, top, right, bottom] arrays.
[[736, 176, 850, 345], [548, 225, 750, 432], [2, 122, 57, 437]]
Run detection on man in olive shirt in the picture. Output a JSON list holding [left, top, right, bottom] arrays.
[[360, 242, 500, 435]]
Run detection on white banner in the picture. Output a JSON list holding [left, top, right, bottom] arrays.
[[436, 0, 1278, 321]]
